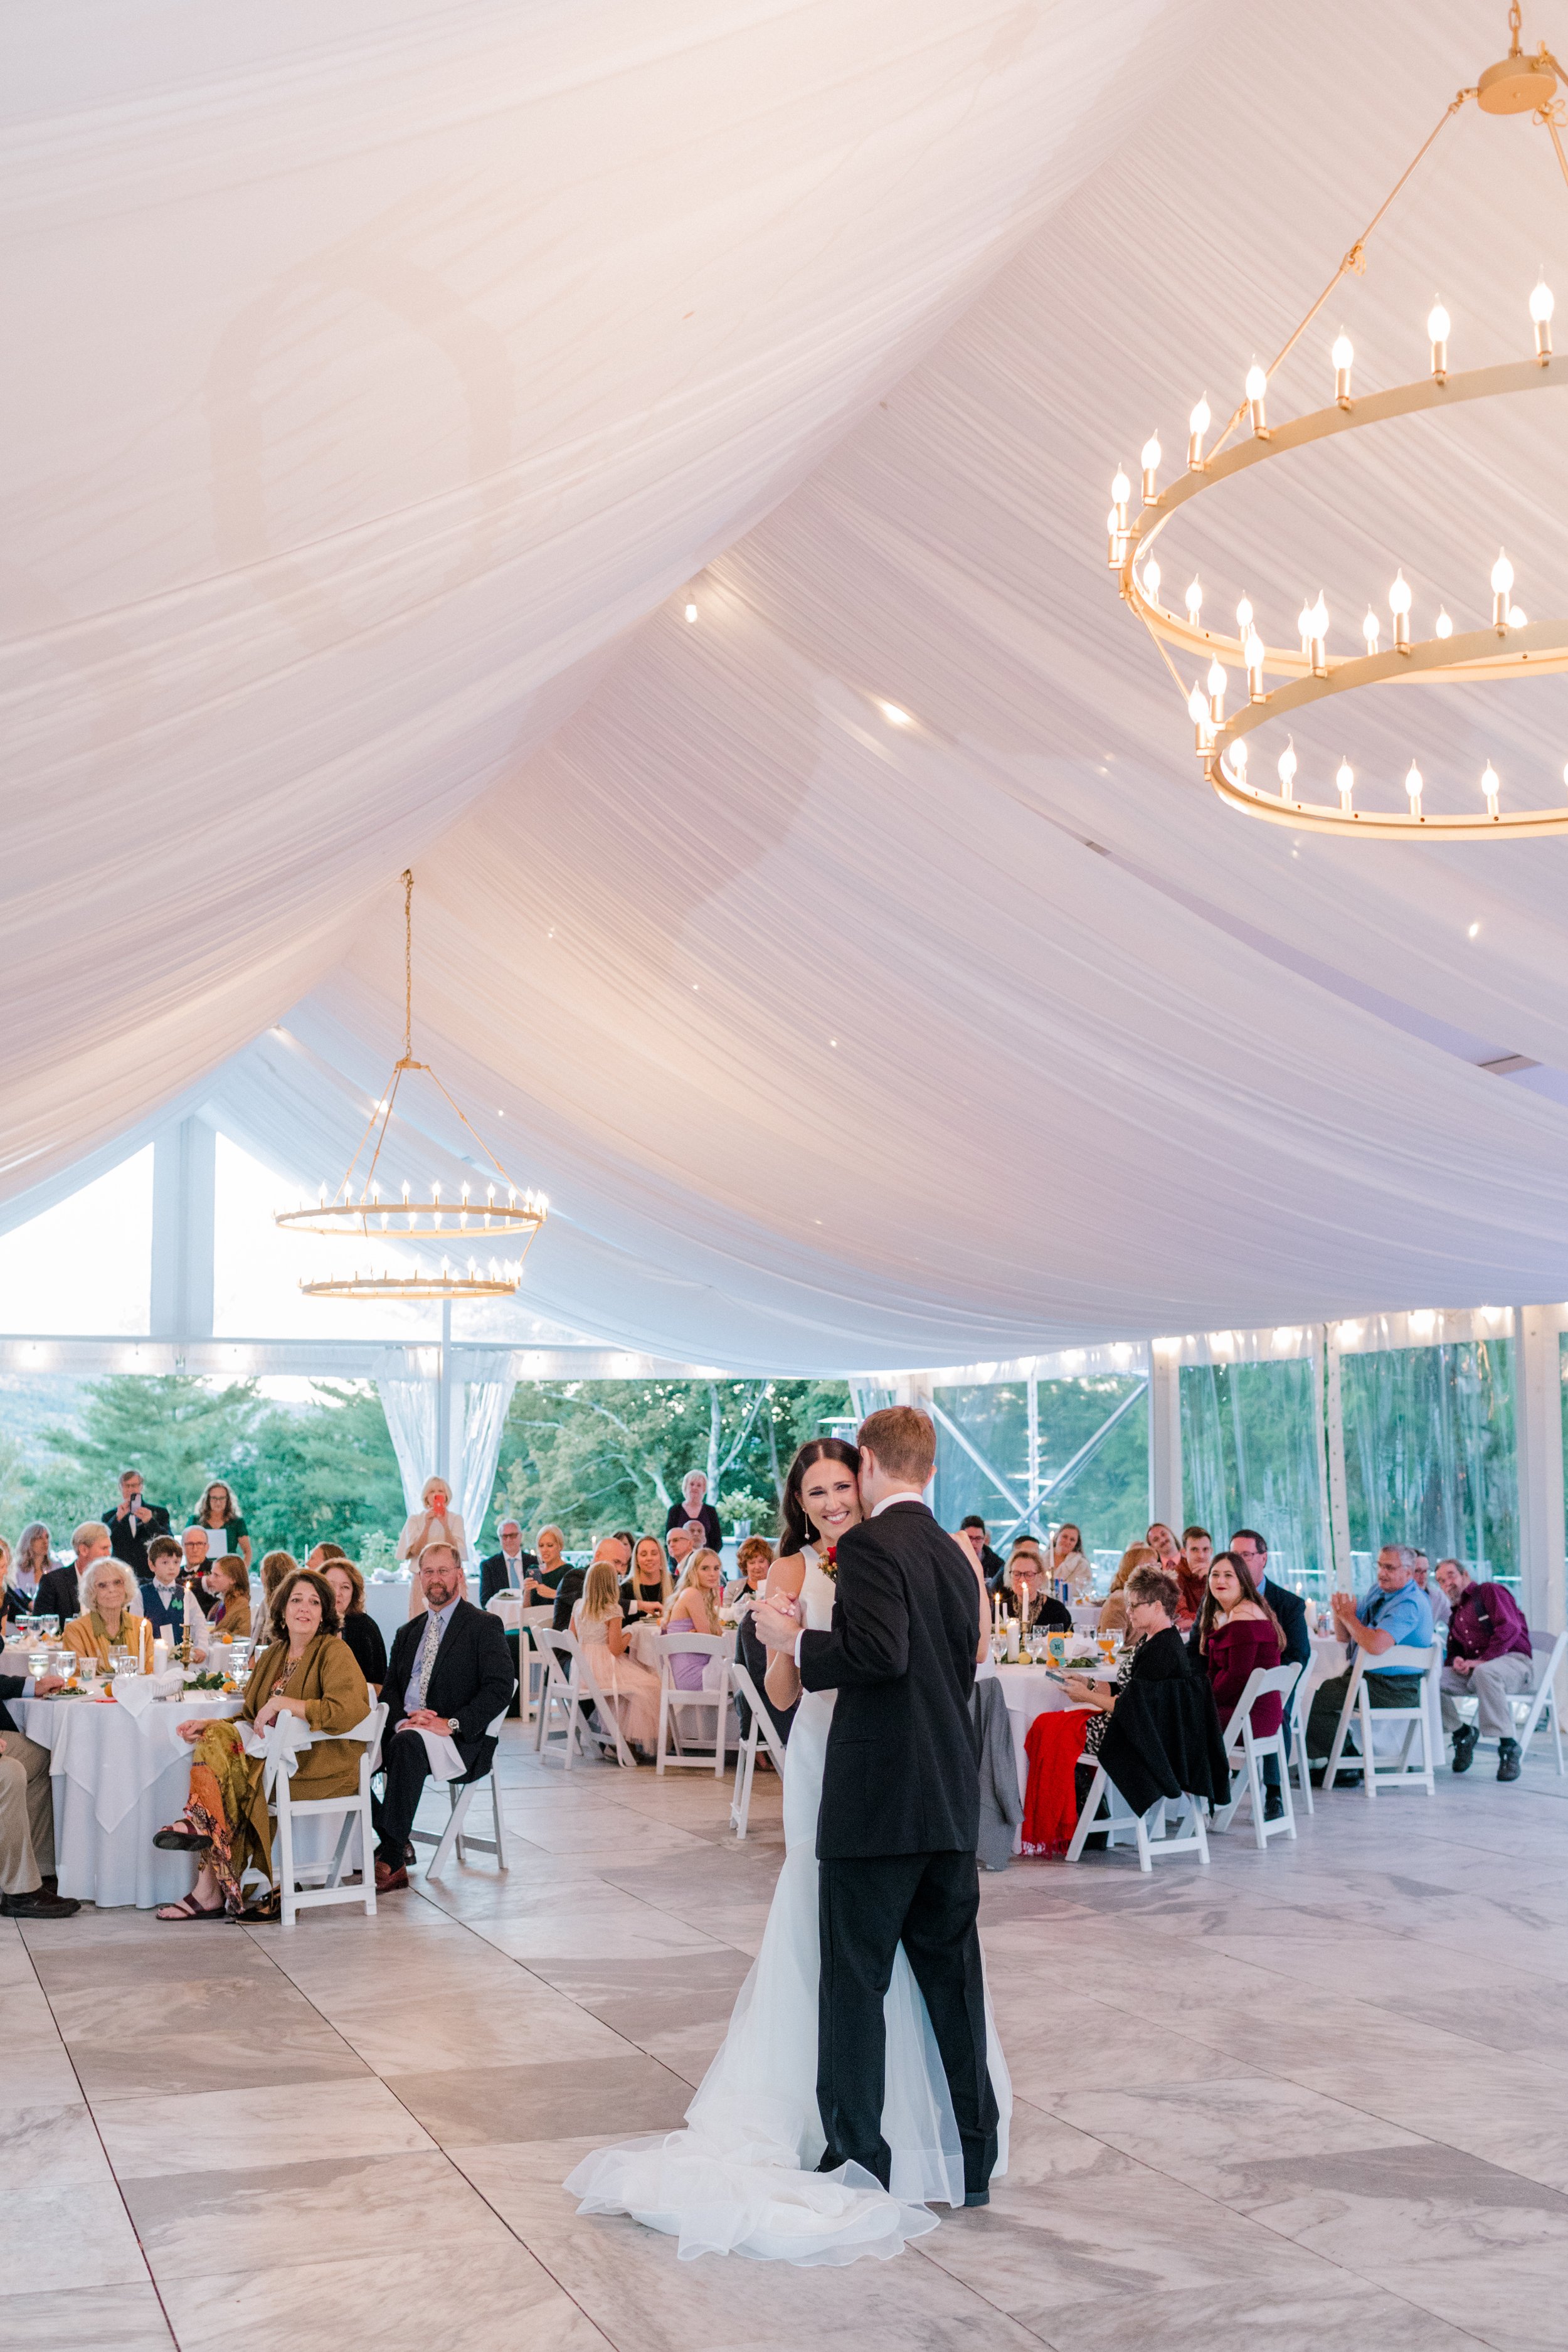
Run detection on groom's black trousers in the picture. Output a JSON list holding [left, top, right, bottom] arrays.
[[817, 1849, 998, 2196]]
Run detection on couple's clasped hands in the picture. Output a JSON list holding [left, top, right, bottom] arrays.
[[751, 1591, 803, 1653]]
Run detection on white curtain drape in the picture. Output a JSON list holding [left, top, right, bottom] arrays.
[[460, 1379, 516, 1554], [376, 1382, 438, 1519]]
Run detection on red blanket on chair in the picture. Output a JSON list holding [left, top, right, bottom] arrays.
[[1021, 1709, 1089, 1855]]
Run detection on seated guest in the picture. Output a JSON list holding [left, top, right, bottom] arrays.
[[104, 1469, 171, 1580], [554, 1533, 628, 1631], [154, 1569, 371, 1921], [958, 1515, 1006, 1588], [522, 1524, 568, 1613], [665, 1471, 723, 1555], [1062, 1567, 1227, 1818], [321, 1559, 387, 1691], [1194, 1552, 1285, 1740], [250, 1550, 299, 1648], [480, 1518, 537, 1607], [372, 1545, 515, 1893], [994, 1547, 1071, 1634], [1175, 1526, 1212, 1624], [627, 1534, 675, 1619], [1047, 1522, 1089, 1591], [571, 1560, 661, 1753], [1438, 1557, 1534, 1781], [397, 1480, 467, 1616], [665, 1522, 699, 1580], [4, 1523, 54, 1622], [139, 1535, 192, 1636], [35, 1522, 112, 1627], [1305, 1544, 1434, 1781], [0, 1536, 18, 1626], [305, 1542, 349, 1572], [724, 1535, 773, 1608], [1411, 1551, 1451, 1634], [0, 1631, 72, 1914], [1228, 1527, 1310, 1676], [64, 1558, 154, 1672], [664, 1547, 726, 1677], [203, 1555, 252, 1643], [729, 1538, 792, 1751], [1096, 1544, 1156, 1638]]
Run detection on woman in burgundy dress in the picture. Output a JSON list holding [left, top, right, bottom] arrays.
[[1193, 1552, 1285, 1735]]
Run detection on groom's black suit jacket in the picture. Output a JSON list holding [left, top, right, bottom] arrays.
[[798, 1499, 980, 1860]]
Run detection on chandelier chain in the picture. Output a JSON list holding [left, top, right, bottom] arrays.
[[401, 866, 413, 1061]]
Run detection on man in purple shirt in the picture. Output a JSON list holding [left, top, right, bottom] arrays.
[[1436, 1559, 1535, 1781]]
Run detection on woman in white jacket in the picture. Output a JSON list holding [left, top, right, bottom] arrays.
[[396, 1478, 468, 1617]]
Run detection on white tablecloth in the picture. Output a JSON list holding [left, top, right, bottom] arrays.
[[15, 1693, 241, 1909], [978, 1660, 1088, 1793]]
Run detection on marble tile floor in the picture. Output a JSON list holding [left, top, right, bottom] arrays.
[[9, 1729, 1568, 2349]]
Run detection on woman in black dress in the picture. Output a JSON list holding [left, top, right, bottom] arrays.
[[322, 1558, 387, 1690]]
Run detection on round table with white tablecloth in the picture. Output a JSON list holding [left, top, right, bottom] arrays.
[[977, 1660, 1089, 1797], [13, 1692, 241, 1909]]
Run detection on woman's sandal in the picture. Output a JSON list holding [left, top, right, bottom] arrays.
[[152, 1819, 211, 1853], [156, 1891, 225, 1922]]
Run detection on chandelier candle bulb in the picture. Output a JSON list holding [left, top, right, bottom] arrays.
[[1278, 739, 1298, 803], [1188, 683, 1211, 750], [1332, 330, 1353, 405], [1106, 507, 1121, 566], [1435, 607, 1454, 639], [1245, 627, 1267, 700], [1297, 598, 1315, 657], [1491, 550, 1515, 630], [1389, 571, 1412, 650], [1142, 557, 1160, 599], [1509, 603, 1528, 627], [1308, 593, 1329, 674], [1362, 608, 1380, 656], [1483, 761, 1502, 817], [1245, 363, 1269, 435], [1207, 655, 1227, 721], [1111, 467, 1130, 529], [1337, 757, 1355, 813], [1232, 739, 1248, 780], [1185, 579, 1203, 627], [1428, 301, 1450, 381], [1406, 761, 1424, 818], [1141, 434, 1162, 504], [1532, 275, 1554, 359], [1187, 396, 1210, 468]]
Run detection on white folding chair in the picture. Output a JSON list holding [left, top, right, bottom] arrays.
[[655, 1633, 732, 1776], [1322, 1648, 1369, 1789], [728, 1658, 788, 1837], [1353, 1645, 1441, 1798], [514, 1605, 555, 1726], [267, 1702, 387, 1928], [1286, 1665, 1315, 1814], [1065, 1764, 1210, 1872], [1443, 1626, 1567, 1774], [413, 1710, 511, 1878], [533, 1626, 636, 1770], [1209, 1666, 1298, 1848]]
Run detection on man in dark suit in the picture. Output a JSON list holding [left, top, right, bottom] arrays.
[[371, 1544, 516, 1892], [1230, 1526, 1309, 1820], [958, 1515, 1007, 1590], [103, 1471, 171, 1580], [34, 1522, 112, 1626], [754, 1406, 999, 2207], [479, 1518, 537, 1607]]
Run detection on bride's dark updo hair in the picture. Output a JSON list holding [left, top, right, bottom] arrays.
[[779, 1437, 861, 1556]]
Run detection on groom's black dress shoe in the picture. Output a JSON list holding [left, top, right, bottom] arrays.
[[963, 2190, 990, 2208]]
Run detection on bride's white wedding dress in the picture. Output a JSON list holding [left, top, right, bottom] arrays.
[[563, 1547, 1011, 2264]]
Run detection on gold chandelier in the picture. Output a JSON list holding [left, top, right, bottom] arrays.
[[1108, 5, 1568, 840], [274, 870, 547, 1300]]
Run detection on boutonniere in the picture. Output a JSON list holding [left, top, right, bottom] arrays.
[[822, 1544, 839, 1581]]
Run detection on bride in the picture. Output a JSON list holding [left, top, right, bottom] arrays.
[[564, 1436, 1010, 2265]]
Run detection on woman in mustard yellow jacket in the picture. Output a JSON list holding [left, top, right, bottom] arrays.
[[154, 1568, 369, 1921]]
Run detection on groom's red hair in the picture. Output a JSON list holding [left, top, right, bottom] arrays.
[[857, 1407, 936, 1485]]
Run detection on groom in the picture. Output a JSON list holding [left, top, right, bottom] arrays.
[[755, 1406, 999, 2205]]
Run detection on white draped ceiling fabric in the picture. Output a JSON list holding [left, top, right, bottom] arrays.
[[9, 0, 1568, 1374]]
